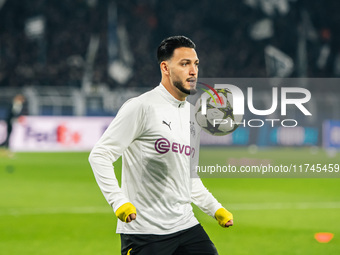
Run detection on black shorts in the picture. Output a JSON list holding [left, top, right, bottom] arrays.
[[120, 224, 218, 255]]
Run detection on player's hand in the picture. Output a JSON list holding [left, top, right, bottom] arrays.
[[225, 219, 233, 228], [115, 202, 137, 223], [215, 208, 233, 228], [126, 213, 136, 223]]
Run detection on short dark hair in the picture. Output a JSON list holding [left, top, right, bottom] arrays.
[[157, 36, 196, 64]]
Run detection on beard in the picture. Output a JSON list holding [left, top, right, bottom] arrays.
[[173, 79, 197, 95]]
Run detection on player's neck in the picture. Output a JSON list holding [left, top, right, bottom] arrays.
[[161, 79, 187, 101]]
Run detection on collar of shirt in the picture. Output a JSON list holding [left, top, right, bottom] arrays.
[[158, 83, 187, 108]]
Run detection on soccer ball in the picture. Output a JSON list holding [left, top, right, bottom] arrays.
[[194, 88, 243, 136]]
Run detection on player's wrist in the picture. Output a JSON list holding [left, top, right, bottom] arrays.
[[115, 202, 137, 223], [215, 207, 233, 228]]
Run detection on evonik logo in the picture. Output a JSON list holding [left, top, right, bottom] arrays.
[[154, 138, 195, 158]]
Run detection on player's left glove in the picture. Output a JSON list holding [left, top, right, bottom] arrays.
[[115, 202, 137, 223], [215, 208, 233, 228]]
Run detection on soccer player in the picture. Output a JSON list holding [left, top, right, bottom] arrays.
[[2, 94, 25, 148], [89, 35, 233, 255]]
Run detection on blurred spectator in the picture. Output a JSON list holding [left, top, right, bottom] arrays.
[[1, 94, 25, 148], [0, 0, 340, 89]]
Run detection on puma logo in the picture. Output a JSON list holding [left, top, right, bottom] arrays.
[[162, 120, 171, 130]]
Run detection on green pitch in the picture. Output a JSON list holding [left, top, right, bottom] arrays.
[[1, 148, 339, 254]]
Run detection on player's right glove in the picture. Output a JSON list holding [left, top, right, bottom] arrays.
[[215, 208, 233, 228], [115, 202, 137, 223]]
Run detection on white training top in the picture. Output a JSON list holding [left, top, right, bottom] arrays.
[[89, 84, 222, 235]]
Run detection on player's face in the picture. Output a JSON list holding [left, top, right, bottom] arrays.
[[168, 47, 199, 96]]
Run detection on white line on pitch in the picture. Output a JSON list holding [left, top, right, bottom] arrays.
[[1, 202, 340, 216], [0, 206, 111, 216], [230, 201, 340, 211]]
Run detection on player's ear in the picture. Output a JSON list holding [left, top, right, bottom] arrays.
[[160, 61, 170, 75]]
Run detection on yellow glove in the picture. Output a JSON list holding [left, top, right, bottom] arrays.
[[115, 202, 137, 223], [215, 208, 233, 228]]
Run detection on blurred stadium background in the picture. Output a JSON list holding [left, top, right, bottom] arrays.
[[1, 0, 340, 254], [1, 0, 340, 150]]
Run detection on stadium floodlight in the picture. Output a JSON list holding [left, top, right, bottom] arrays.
[[0, 0, 6, 10], [25, 16, 45, 39]]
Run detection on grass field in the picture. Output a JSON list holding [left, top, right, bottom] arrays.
[[1, 148, 340, 255]]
